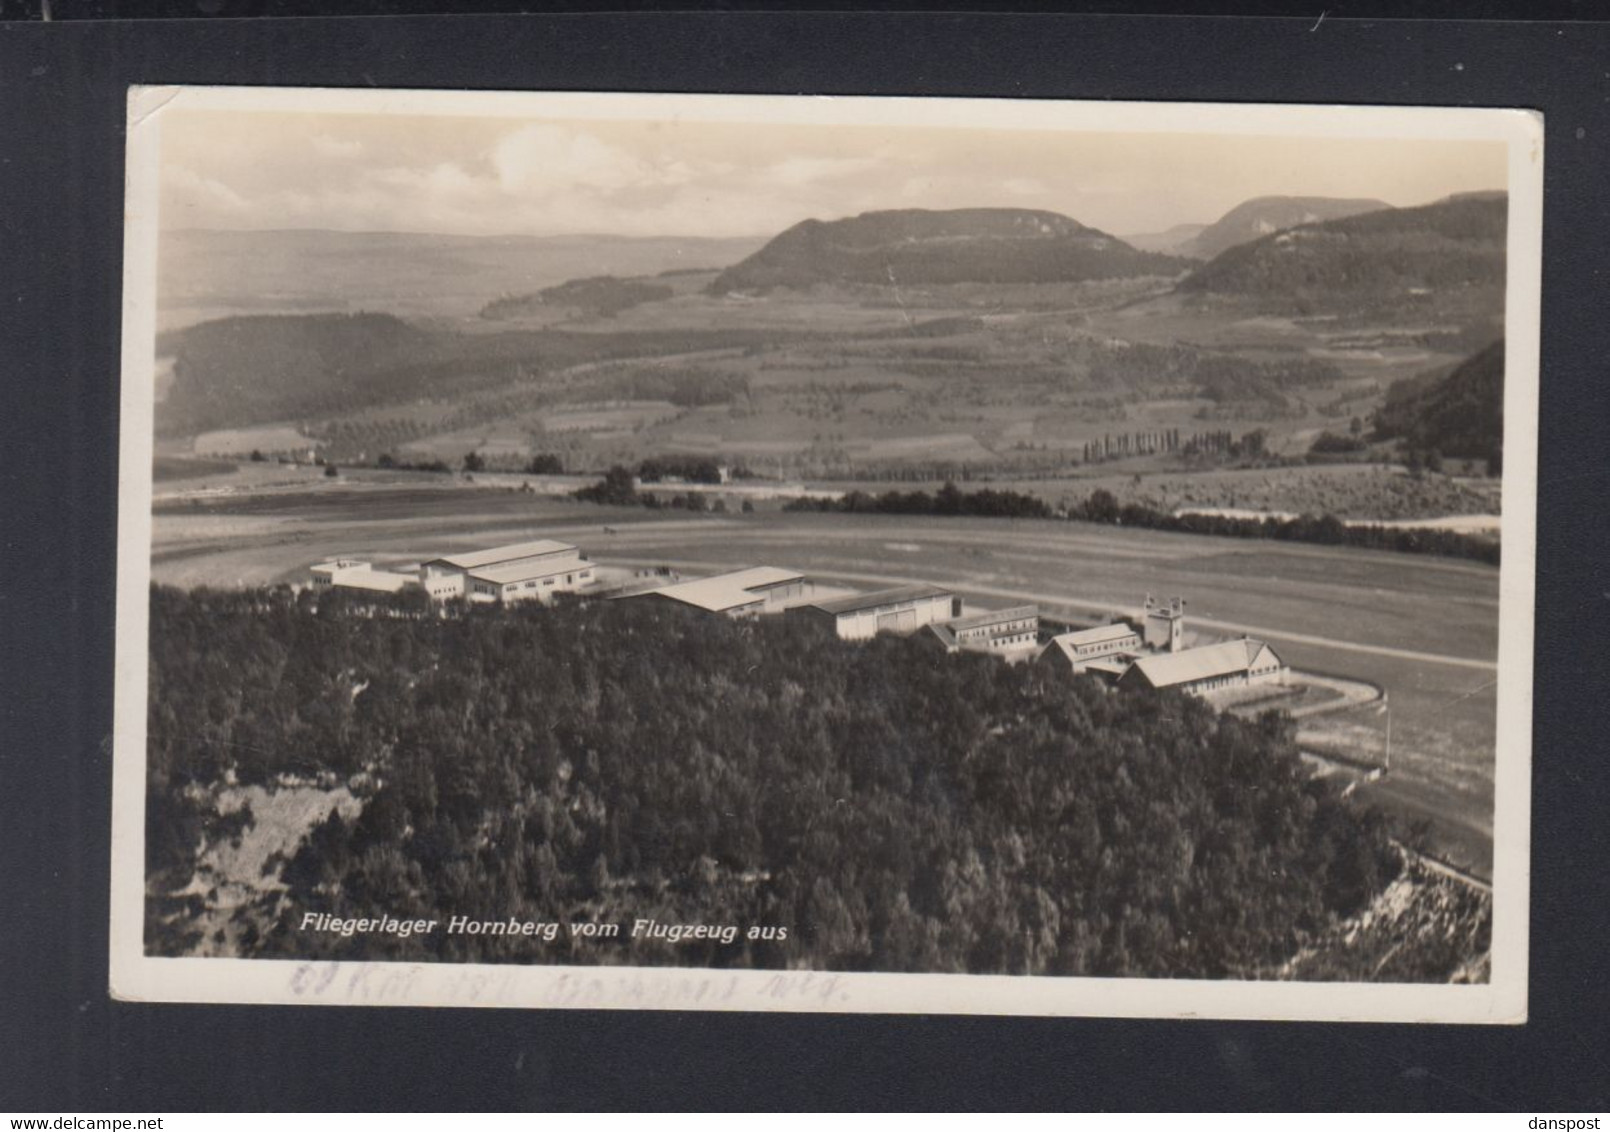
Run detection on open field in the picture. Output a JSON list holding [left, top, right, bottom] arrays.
[[159, 266, 1492, 487], [150, 477, 1502, 878]]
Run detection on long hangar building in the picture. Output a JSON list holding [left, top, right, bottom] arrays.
[[619, 566, 808, 619], [420, 539, 594, 603], [793, 584, 961, 640]]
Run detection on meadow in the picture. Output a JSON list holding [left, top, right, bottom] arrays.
[[158, 271, 1490, 514]]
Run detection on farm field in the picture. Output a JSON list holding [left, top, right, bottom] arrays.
[[150, 478, 1502, 878], [159, 266, 1493, 485]]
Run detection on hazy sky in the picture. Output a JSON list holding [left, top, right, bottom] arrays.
[[158, 107, 1509, 239]]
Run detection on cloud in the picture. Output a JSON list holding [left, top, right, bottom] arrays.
[[155, 107, 1509, 240], [491, 124, 657, 195], [311, 134, 364, 159], [1003, 177, 1049, 196], [163, 166, 253, 223], [755, 154, 884, 189]]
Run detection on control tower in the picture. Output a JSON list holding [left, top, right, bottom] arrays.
[[1143, 594, 1185, 654]]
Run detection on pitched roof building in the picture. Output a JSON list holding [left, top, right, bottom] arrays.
[[1119, 638, 1286, 694], [624, 566, 807, 618], [1040, 622, 1144, 673], [420, 538, 589, 602], [924, 604, 1041, 657], [424, 539, 579, 572]]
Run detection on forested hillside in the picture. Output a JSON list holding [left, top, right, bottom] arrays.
[[711, 208, 1188, 292], [147, 586, 1403, 977], [158, 313, 803, 435], [1372, 339, 1505, 466], [1182, 195, 1393, 260], [1176, 194, 1507, 316], [480, 275, 675, 320]]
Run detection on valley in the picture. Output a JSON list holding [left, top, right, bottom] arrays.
[[154, 198, 1507, 518]]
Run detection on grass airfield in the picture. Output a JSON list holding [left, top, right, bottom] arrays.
[[150, 473, 1503, 879]]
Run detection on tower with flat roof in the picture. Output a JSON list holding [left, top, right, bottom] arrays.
[[1143, 594, 1185, 654]]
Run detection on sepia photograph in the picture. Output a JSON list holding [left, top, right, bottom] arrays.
[[108, 86, 1540, 1020]]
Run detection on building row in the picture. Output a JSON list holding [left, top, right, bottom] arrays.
[[622, 568, 1287, 694], [1037, 595, 1286, 696], [307, 540, 1287, 697], [309, 538, 596, 605]]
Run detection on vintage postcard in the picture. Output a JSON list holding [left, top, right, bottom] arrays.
[[110, 86, 1540, 1020]]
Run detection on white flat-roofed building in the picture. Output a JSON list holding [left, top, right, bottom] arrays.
[[1119, 637, 1287, 695], [309, 558, 369, 587], [622, 566, 807, 619], [1040, 622, 1144, 673], [307, 559, 418, 594], [924, 604, 1040, 658], [420, 538, 585, 601], [795, 584, 960, 641]]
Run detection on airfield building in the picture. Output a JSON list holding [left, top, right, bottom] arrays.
[[621, 566, 808, 619], [307, 559, 419, 595], [1143, 595, 1186, 653], [1118, 638, 1287, 695], [1040, 622, 1144, 674], [923, 604, 1041, 658], [795, 584, 960, 641], [420, 539, 593, 603]]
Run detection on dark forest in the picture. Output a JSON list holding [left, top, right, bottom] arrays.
[[146, 585, 1403, 978]]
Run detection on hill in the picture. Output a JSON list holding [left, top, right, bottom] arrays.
[[1183, 196, 1394, 260], [709, 208, 1189, 293], [1175, 194, 1507, 316], [480, 275, 674, 321], [158, 312, 803, 436], [1123, 222, 1208, 255], [1372, 339, 1504, 464], [161, 313, 437, 436]]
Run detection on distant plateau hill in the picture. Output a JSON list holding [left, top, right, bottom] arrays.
[[1183, 196, 1394, 260], [1176, 194, 1507, 316], [1122, 222, 1208, 256], [709, 208, 1189, 293]]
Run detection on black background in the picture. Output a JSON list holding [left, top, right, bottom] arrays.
[[1, 5, 1607, 1111]]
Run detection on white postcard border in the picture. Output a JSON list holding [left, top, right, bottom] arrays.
[[110, 85, 1542, 1021]]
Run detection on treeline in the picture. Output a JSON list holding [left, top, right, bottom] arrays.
[[1081, 428, 1270, 464], [1068, 489, 1500, 565], [584, 366, 751, 408], [570, 466, 745, 513], [637, 456, 727, 484], [784, 482, 1053, 520], [774, 482, 1497, 564], [147, 586, 1403, 978], [480, 276, 674, 320]]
